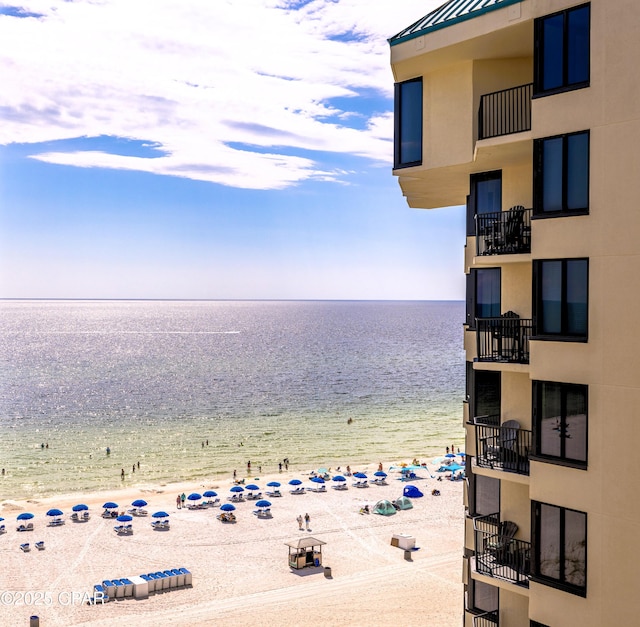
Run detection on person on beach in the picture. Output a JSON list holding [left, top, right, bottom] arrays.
[[176, 495, 181, 509], [233, 469, 237, 480], [181, 493, 186, 507], [304, 513, 310, 530], [121, 468, 125, 479], [278, 462, 282, 472], [297, 514, 303, 530], [378, 462, 383, 471], [132, 464, 135, 473], [247, 461, 251, 472]]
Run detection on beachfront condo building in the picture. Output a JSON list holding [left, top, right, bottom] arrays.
[[389, 1, 640, 625]]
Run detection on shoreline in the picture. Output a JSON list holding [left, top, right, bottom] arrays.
[[0, 459, 465, 626]]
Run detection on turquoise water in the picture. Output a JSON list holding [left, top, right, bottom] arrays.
[[0, 300, 465, 499]]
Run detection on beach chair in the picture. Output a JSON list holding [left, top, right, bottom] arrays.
[[125, 524, 133, 534], [35, 541, 45, 550], [161, 519, 170, 529], [0, 524, 5, 533], [289, 487, 305, 495], [26, 522, 34, 531], [151, 520, 162, 529], [17, 524, 27, 532], [487, 520, 519, 564], [114, 525, 124, 533], [82, 511, 90, 521], [71, 512, 79, 522], [20, 543, 30, 552]]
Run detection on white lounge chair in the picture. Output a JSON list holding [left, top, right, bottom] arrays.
[[20, 543, 30, 552], [35, 541, 45, 550]]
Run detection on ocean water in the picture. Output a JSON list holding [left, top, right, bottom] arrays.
[[0, 300, 465, 499]]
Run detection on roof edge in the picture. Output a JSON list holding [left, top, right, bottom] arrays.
[[389, 0, 523, 47]]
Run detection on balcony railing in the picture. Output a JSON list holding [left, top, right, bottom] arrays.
[[476, 315, 532, 364], [476, 208, 531, 256], [478, 83, 533, 140], [473, 610, 499, 627], [475, 423, 531, 475], [473, 513, 530, 587]]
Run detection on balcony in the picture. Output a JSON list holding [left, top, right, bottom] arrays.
[[476, 315, 532, 364], [473, 610, 499, 627], [478, 83, 533, 141], [476, 208, 531, 256], [473, 513, 530, 588], [475, 422, 531, 476]]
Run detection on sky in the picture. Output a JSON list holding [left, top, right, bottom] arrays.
[[0, 0, 465, 300]]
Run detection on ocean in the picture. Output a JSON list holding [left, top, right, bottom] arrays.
[[0, 300, 465, 499]]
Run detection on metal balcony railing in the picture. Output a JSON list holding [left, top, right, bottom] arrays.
[[476, 315, 532, 364], [475, 423, 531, 475], [476, 208, 531, 256], [478, 83, 533, 140], [473, 513, 531, 587], [473, 610, 499, 627]]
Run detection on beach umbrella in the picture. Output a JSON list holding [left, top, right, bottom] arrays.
[[229, 485, 244, 493], [0, 517, 4, 522], [116, 514, 133, 522], [131, 499, 148, 508], [245, 484, 260, 491], [152, 511, 170, 518], [374, 471, 387, 477], [332, 475, 346, 483], [288, 479, 302, 486], [266, 481, 281, 487], [310, 476, 325, 484], [46, 508, 64, 517], [220, 503, 236, 512], [72, 504, 88, 512], [255, 499, 272, 509], [353, 472, 367, 479], [445, 453, 456, 458], [187, 492, 202, 501], [17, 512, 34, 520], [203, 490, 217, 498], [103, 502, 118, 510]]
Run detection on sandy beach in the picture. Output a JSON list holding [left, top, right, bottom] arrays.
[[0, 462, 464, 626]]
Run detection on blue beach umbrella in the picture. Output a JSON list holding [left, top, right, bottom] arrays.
[[310, 476, 325, 484], [131, 499, 148, 508], [72, 504, 89, 512], [46, 508, 64, 517], [374, 471, 387, 477], [103, 502, 118, 510], [152, 511, 170, 518], [332, 475, 346, 483], [266, 481, 280, 487], [203, 490, 217, 498], [187, 493, 202, 501], [245, 484, 260, 491], [445, 453, 456, 458], [17, 512, 34, 520], [0, 517, 4, 522], [288, 479, 302, 486], [255, 500, 271, 509], [220, 503, 236, 512], [353, 472, 367, 479], [116, 514, 133, 522], [230, 485, 244, 493]]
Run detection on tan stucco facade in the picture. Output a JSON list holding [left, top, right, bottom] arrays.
[[391, 1, 640, 625]]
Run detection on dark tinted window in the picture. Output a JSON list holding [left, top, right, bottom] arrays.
[[394, 78, 422, 168]]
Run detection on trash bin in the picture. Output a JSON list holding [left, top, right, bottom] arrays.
[[404, 550, 413, 561], [30, 617, 39, 627], [324, 566, 332, 578]]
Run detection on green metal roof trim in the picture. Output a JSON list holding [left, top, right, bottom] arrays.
[[389, 0, 523, 46]]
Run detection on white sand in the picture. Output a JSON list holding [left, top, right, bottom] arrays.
[[0, 463, 464, 626]]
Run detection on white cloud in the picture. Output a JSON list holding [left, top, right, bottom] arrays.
[[0, 0, 442, 189]]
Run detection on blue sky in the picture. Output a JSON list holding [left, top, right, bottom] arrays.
[[0, 0, 464, 300]]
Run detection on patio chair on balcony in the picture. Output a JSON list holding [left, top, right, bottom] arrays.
[[480, 419, 521, 466], [491, 311, 522, 362], [504, 206, 525, 253], [486, 520, 518, 564]]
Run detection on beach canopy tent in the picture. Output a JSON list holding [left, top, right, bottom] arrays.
[[394, 496, 414, 510], [373, 500, 396, 516], [285, 536, 326, 569], [403, 485, 423, 498]]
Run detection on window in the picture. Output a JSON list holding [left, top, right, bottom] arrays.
[[466, 268, 501, 328], [534, 131, 589, 216], [533, 381, 587, 467], [468, 472, 500, 517], [534, 4, 590, 96], [467, 171, 502, 236], [533, 259, 588, 339], [394, 78, 422, 168], [532, 501, 587, 596], [466, 578, 498, 614], [474, 369, 501, 424]]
